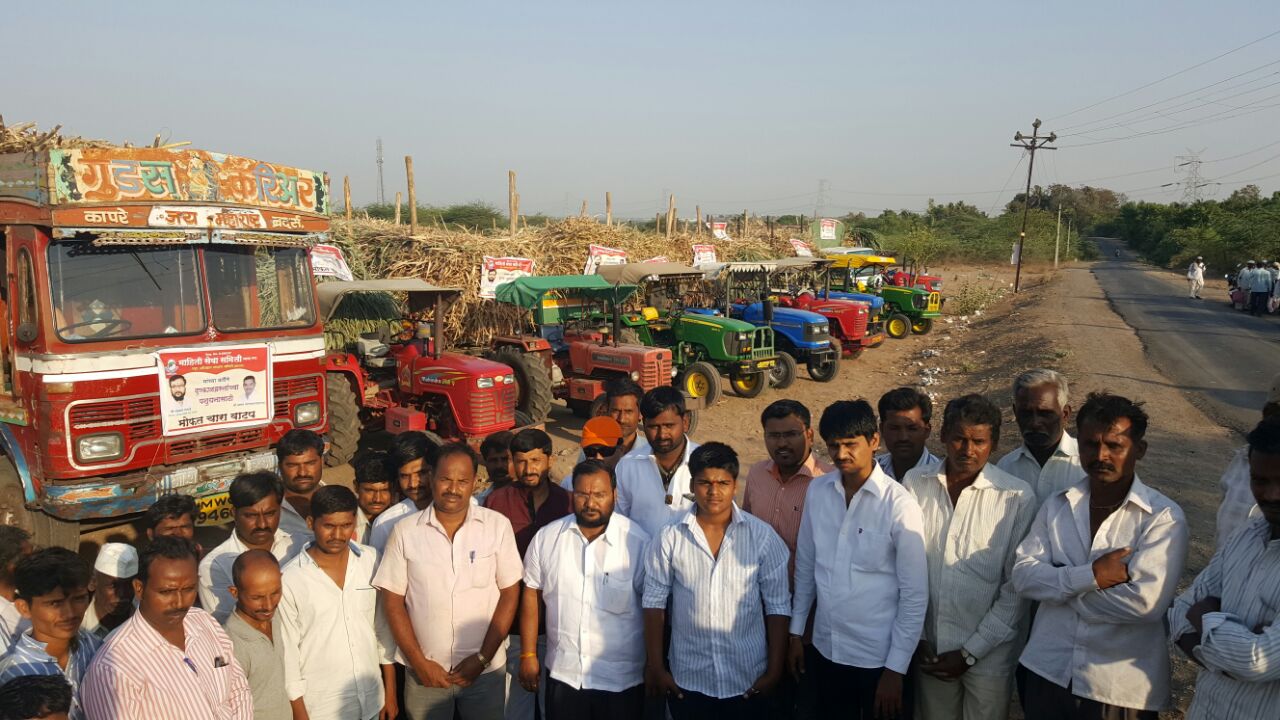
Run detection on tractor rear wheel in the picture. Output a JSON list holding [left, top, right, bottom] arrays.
[[325, 372, 363, 467], [807, 341, 841, 382], [729, 370, 767, 398], [886, 313, 911, 339], [911, 318, 934, 335], [769, 352, 797, 390], [685, 408, 700, 436], [492, 348, 554, 423], [678, 361, 723, 408], [0, 462, 78, 550], [589, 394, 609, 418]]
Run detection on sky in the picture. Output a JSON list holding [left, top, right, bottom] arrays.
[[5, 1, 1280, 219]]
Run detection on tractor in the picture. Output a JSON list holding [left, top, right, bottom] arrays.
[[319, 279, 522, 465], [596, 262, 778, 407], [766, 257, 883, 358], [828, 254, 942, 339]]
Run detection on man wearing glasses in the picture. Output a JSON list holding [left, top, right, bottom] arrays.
[[562, 417, 628, 489]]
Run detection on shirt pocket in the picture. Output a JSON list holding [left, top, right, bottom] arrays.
[[470, 552, 496, 589], [850, 530, 893, 572], [598, 574, 635, 615]]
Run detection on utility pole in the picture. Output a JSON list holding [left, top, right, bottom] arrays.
[[1054, 206, 1062, 269], [1010, 118, 1056, 293], [376, 138, 386, 205]]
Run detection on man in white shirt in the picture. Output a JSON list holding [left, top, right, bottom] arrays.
[[518, 460, 650, 719], [278, 486, 396, 720], [1214, 373, 1280, 549], [81, 543, 137, 639], [904, 394, 1036, 720], [584, 378, 650, 463], [1187, 256, 1205, 299], [1171, 414, 1280, 719], [1248, 259, 1275, 316], [790, 399, 927, 720], [369, 432, 436, 553], [0, 527, 34, 648], [276, 430, 326, 541], [996, 369, 1084, 508], [198, 471, 300, 621], [875, 387, 940, 481], [615, 387, 700, 536], [643, 442, 791, 719], [353, 452, 395, 545], [1013, 392, 1188, 719]]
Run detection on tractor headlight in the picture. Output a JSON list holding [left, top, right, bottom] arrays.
[[76, 433, 123, 463], [477, 377, 496, 389], [630, 371, 641, 381], [294, 401, 322, 427], [502, 374, 515, 385], [737, 333, 750, 342]]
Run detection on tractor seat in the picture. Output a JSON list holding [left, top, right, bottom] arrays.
[[642, 307, 660, 322], [540, 324, 569, 353]]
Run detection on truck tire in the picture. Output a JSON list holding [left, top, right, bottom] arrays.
[[886, 313, 911, 339], [807, 341, 841, 382], [492, 348, 554, 423], [325, 372, 363, 467], [729, 370, 767, 398], [769, 352, 797, 390], [590, 394, 609, 418], [911, 318, 934, 335], [678, 361, 723, 408], [0, 462, 79, 550]]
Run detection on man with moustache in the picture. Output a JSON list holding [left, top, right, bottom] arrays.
[[353, 452, 396, 545], [81, 536, 253, 719], [80, 544, 137, 639], [996, 369, 1083, 508], [561, 417, 627, 489], [478, 432, 515, 503], [199, 471, 300, 622], [223, 551, 290, 720], [369, 432, 437, 553], [576, 379, 649, 465], [904, 395, 1036, 720], [876, 388, 940, 482], [276, 430, 327, 541], [615, 387, 700, 536], [144, 495, 200, 545], [518, 460, 651, 719], [1014, 393, 1188, 719], [1171, 414, 1280, 719]]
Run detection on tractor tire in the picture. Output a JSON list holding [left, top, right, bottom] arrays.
[[807, 341, 841, 382], [492, 347, 554, 423], [514, 410, 535, 428], [678, 361, 723, 408], [729, 370, 767, 398], [886, 313, 911, 339], [911, 318, 934, 335], [0, 462, 78, 550], [685, 408, 700, 436], [590, 394, 609, 418], [769, 352, 798, 390], [325, 372, 363, 467]]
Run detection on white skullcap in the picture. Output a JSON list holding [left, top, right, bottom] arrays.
[[94, 543, 139, 579]]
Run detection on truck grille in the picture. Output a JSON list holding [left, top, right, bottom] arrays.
[[273, 375, 322, 418], [169, 428, 266, 459], [470, 385, 516, 430], [69, 397, 161, 442]]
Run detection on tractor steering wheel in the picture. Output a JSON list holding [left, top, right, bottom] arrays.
[[58, 318, 133, 338]]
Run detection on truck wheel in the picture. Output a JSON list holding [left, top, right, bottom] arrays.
[[769, 352, 797, 390], [807, 341, 841, 382], [492, 348, 554, 423], [729, 370, 767, 398], [886, 313, 911, 339], [678, 361, 723, 408], [325, 372, 362, 467], [0, 462, 79, 550], [911, 318, 934, 335]]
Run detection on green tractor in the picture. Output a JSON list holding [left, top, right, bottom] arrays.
[[597, 262, 778, 406], [828, 254, 942, 339]]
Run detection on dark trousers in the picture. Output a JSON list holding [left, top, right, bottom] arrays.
[[667, 688, 767, 720], [1020, 666, 1157, 720], [1250, 291, 1270, 316], [809, 649, 912, 720], [545, 677, 643, 720], [764, 643, 820, 719]]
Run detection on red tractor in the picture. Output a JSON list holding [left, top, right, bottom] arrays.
[[319, 280, 522, 465], [770, 257, 884, 358]]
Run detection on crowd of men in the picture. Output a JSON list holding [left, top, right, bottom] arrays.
[[0, 371, 1278, 720], [1229, 259, 1280, 315]]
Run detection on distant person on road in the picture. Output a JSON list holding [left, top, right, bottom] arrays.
[[996, 369, 1084, 509], [1214, 372, 1280, 549], [1246, 260, 1274, 316], [1187, 256, 1206, 299], [875, 388, 940, 482]]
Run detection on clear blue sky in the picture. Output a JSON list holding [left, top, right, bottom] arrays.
[[5, 1, 1279, 218]]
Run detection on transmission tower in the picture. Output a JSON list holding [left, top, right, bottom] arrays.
[[813, 179, 829, 219], [376, 138, 386, 205], [1174, 149, 1208, 203]]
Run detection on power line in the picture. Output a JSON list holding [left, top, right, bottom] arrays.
[[988, 152, 1028, 215], [1057, 95, 1280, 148]]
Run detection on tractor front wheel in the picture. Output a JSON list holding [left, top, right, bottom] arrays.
[[325, 372, 363, 467], [729, 370, 767, 398], [911, 318, 934, 335], [769, 352, 797, 390], [679, 361, 723, 408], [492, 348, 554, 422], [807, 341, 841, 382], [886, 313, 911, 339]]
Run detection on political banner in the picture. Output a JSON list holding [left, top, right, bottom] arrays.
[[692, 244, 718, 266], [584, 244, 628, 275], [819, 218, 837, 241], [479, 256, 536, 299], [642, 256, 670, 264], [711, 222, 730, 240], [311, 244, 354, 281], [789, 238, 814, 257], [157, 345, 272, 437]]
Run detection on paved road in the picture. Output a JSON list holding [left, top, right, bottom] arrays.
[[1091, 238, 1280, 434]]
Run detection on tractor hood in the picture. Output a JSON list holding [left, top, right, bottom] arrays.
[[733, 303, 827, 329], [826, 290, 884, 311], [679, 308, 758, 333]]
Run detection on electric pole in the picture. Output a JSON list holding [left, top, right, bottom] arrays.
[[376, 138, 386, 205], [1010, 118, 1057, 293], [1054, 206, 1061, 270]]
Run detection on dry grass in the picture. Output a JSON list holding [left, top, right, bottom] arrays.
[[0, 117, 184, 154]]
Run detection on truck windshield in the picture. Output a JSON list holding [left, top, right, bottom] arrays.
[[49, 242, 205, 342], [204, 246, 316, 332]]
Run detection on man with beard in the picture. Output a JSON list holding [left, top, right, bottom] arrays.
[[81, 544, 137, 639], [904, 395, 1036, 720], [199, 471, 300, 622], [615, 387, 700, 536], [223, 550, 290, 720], [276, 430, 327, 541], [353, 452, 395, 545], [279, 487, 396, 720], [369, 432, 437, 553], [81, 536, 253, 719], [996, 369, 1083, 508], [518, 460, 650, 720], [876, 388, 939, 482], [484, 429, 572, 720], [1171, 414, 1280, 719], [1013, 393, 1188, 719], [1213, 373, 1280, 549], [478, 432, 515, 503]]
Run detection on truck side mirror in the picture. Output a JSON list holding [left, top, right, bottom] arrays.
[[16, 322, 37, 344]]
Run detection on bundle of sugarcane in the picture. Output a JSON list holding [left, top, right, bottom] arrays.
[[0, 117, 186, 154]]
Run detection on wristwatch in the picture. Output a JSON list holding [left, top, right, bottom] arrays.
[[960, 649, 976, 667], [476, 651, 489, 665]]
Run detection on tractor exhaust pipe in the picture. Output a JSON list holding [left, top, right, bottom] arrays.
[[763, 297, 774, 324]]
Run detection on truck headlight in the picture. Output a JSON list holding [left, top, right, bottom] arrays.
[[76, 433, 123, 463], [630, 371, 641, 381], [477, 377, 495, 389], [293, 401, 322, 427]]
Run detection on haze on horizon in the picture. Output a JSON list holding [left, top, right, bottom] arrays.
[[5, 1, 1280, 220]]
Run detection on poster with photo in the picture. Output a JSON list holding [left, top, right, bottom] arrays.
[[711, 222, 730, 240], [479, 256, 535, 299], [157, 345, 272, 436], [692, 243, 718, 266], [311, 244, 354, 281], [819, 218, 837, 241], [584, 244, 628, 274], [789, 238, 814, 257]]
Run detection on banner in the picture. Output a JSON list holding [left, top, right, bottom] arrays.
[[311, 244, 354, 281], [479, 256, 535, 299], [819, 218, 837, 241], [584, 244, 628, 275], [789, 238, 814, 257], [157, 345, 272, 437], [692, 244, 718, 266], [711, 222, 730, 241], [642, 255, 669, 264]]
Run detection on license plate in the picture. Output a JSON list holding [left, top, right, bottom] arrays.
[[867, 333, 885, 343], [757, 360, 776, 369], [195, 493, 233, 527]]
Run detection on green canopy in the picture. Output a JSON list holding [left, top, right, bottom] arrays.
[[495, 275, 639, 309]]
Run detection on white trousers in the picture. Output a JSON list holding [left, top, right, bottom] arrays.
[[915, 668, 1014, 720], [503, 635, 546, 720], [1189, 278, 1204, 297]]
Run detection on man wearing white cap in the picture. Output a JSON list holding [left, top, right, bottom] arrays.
[[1215, 373, 1280, 549], [1186, 256, 1205, 299], [82, 544, 137, 640]]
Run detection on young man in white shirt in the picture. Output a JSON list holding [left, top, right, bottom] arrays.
[[353, 452, 395, 546], [904, 395, 1036, 720], [1171, 414, 1280, 719], [1214, 373, 1280, 549], [643, 442, 791, 719], [996, 369, 1084, 508], [519, 460, 650, 720], [790, 399, 927, 720], [278, 486, 396, 720], [276, 430, 327, 541], [369, 432, 436, 553], [1013, 392, 1188, 719], [876, 388, 939, 481], [615, 386, 700, 536]]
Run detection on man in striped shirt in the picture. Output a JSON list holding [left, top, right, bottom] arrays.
[[1171, 414, 1280, 719], [81, 536, 253, 720]]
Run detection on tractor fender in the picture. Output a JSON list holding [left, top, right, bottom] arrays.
[[324, 352, 368, 401], [0, 424, 35, 504]]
